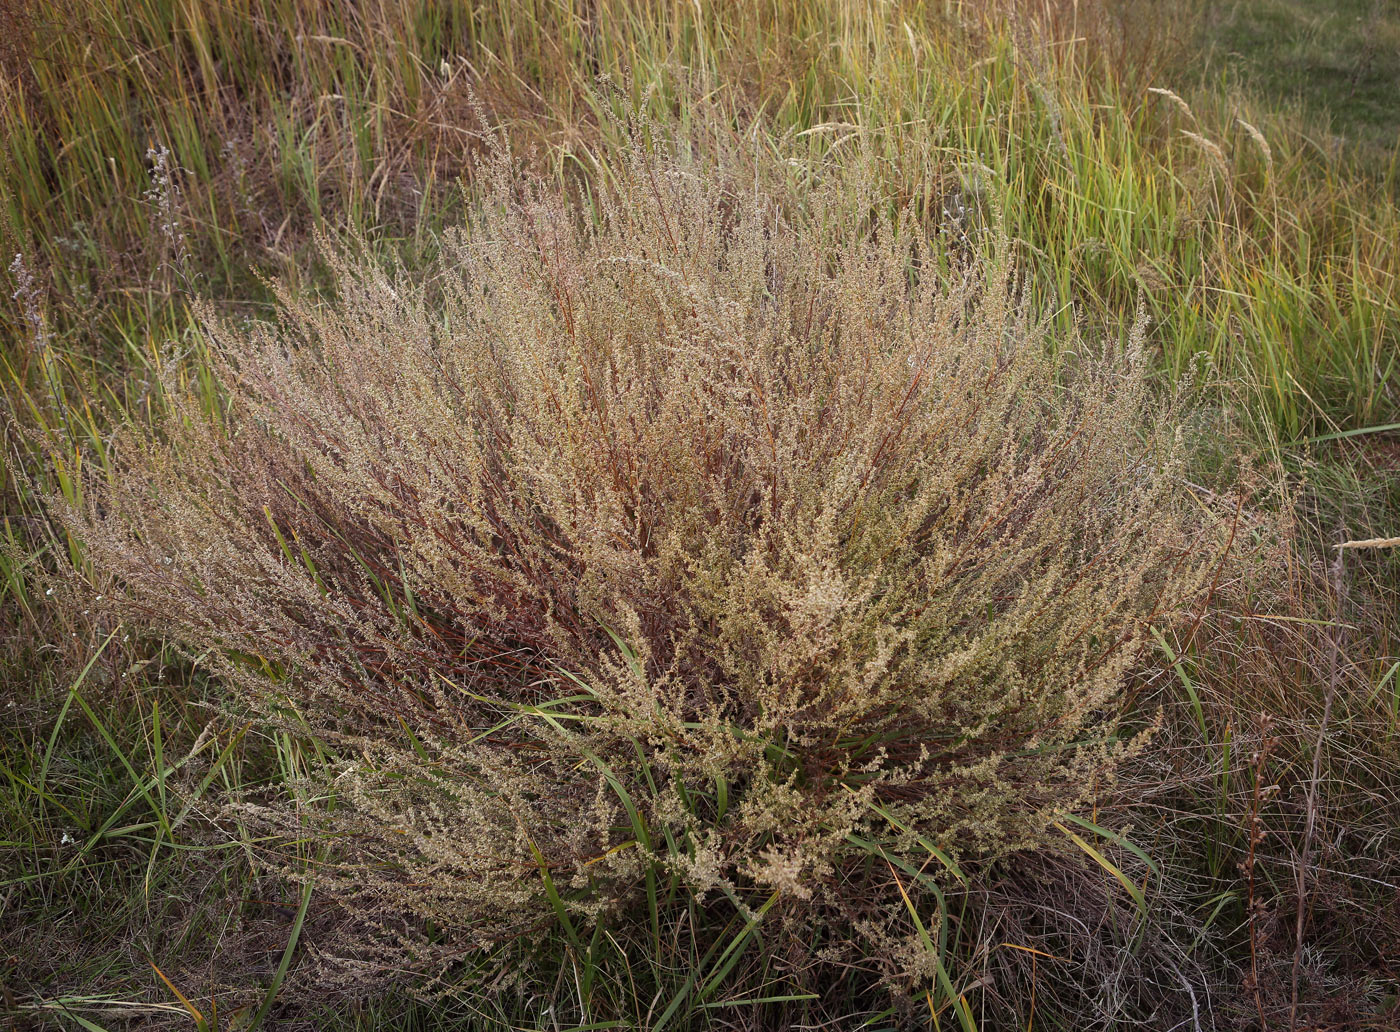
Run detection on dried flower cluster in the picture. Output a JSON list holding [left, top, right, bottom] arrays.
[[66, 128, 1218, 990]]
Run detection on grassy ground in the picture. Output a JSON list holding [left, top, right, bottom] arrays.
[[1200, 0, 1400, 173], [2, 0, 1398, 1028]]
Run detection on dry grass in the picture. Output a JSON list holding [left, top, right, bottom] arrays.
[[49, 121, 1223, 1017], [1, 0, 1395, 437], [2, 1, 1398, 1029]]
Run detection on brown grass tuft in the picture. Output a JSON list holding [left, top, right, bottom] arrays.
[[57, 122, 1223, 1002]]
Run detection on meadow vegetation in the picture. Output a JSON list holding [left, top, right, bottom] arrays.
[[1, 1, 1397, 1029]]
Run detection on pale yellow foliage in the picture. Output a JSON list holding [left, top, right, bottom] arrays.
[[66, 121, 1220, 984]]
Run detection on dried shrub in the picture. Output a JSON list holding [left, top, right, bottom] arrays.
[[61, 126, 1221, 1002]]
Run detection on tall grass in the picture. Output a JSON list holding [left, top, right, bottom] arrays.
[[1, 0, 1395, 437], [2, 1, 1398, 1028]]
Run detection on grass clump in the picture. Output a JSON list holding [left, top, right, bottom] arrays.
[[4, 1, 1397, 1026], [54, 124, 1222, 1013]]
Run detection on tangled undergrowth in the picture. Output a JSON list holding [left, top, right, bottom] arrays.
[[49, 123, 1229, 1015]]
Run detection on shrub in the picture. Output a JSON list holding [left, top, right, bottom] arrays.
[[63, 125, 1219, 1004]]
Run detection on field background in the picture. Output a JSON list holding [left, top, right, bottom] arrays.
[[2, 0, 1397, 1028]]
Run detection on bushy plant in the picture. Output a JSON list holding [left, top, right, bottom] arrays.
[[62, 125, 1219, 1003]]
